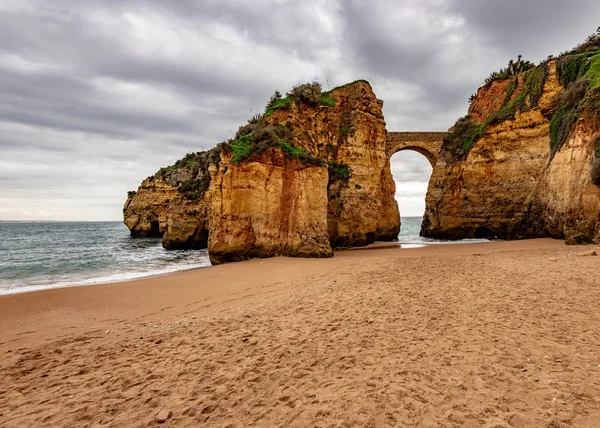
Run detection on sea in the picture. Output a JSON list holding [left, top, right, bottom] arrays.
[[0, 217, 488, 295]]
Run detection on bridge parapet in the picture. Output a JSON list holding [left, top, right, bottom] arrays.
[[386, 131, 448, 166]]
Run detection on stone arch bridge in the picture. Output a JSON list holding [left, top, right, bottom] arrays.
[[386, 132, 448, 166]]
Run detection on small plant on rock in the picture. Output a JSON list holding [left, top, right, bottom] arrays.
[[289, 82, 323, 105]]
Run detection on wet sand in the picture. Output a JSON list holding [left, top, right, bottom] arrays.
[[1, 239, 600, 427]]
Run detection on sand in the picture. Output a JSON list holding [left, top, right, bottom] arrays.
[[1, 239, 600, 427]]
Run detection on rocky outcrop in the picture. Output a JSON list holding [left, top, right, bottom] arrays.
[[124, 81, 400, 263], [123, 177, 177, 238], [268, 81, 399, 247], [518, 120, 600, 243], [122, 178, 210, 249], [208, 148, 332, 264], [123, 150, 216, 250], [422, 58, 600, 243]]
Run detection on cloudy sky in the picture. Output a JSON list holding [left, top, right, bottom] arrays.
[[1, 0, 599, 220]]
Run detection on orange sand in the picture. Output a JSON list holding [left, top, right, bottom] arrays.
[[1, 239, 600, 427]]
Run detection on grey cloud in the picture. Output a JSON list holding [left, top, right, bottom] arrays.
[[448, 0, 600, 61], [0, 0, 597, 220], [390, 151, 433, 182]]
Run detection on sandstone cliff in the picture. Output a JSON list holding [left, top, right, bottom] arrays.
[[267, 81, 399, 246], [124, 81, 400, 263], [208, 148, 332, 264], [123, 150, 217, 250], [422, 49, 600, 243]]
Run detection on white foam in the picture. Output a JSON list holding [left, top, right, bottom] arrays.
[[398, 235, 493, 245], [0, 261, 212, 295]]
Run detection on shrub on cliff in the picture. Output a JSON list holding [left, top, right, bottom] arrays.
[[549, 105, 578, 155], [228, 124, 327, 166], [549, 51, 600, 156], [265, 95, 292, 117], [557, 79, 589, 109], [561, 27, 600, 56], [328, 161, 351, 182], [442, 116, 484, 157], [520, 63, 547, 111], [289, 82, 322, 105], [153, 144, 226, 200], [234, 121, 289, 161], [278, 141, 326, 166], [557, 54, 593, 87], [157, 145, 223, 183], [265, 90, 282, 110], [264, 82, 337, 117], [179, 176, 211, 200], [484, 55, 534, 87]]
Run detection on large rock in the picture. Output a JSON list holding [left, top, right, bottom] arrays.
[[422, 60, 600, 243], [123, 177, 210, 249], [123, 177, 177, 238], [124, 81, 400, 264], [208, 148, 332, 264], [268, 81, 399, 246]]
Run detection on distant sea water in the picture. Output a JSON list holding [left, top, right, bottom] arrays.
[[398, 216, 491, 246], [0, 221, 211, 295], [0, 218, 489, 295]]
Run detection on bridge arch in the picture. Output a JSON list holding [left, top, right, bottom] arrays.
[[386, 132, 447, 167]]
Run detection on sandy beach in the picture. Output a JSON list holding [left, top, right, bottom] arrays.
[[1, 239, 600, 427]]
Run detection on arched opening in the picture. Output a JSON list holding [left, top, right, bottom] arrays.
[[389, 150, 433, 244]]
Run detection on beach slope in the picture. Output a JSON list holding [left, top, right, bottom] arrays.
[[1, 239, 600, 427]]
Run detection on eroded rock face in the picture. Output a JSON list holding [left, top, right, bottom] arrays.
[[124, 80, 400, 263], [268, 81, 400, 247], [162, 194, 210, 250], [123, 177, 176, 238], [208, 148, 332, 264], [422, 60, 600, 243], [123, 177, 210, 249], [518, 120, 600, 242]]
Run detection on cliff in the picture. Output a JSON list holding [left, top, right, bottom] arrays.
[[267, 81, 399, 246], [422, 47, 600, 243], [124, 81, 399, 263], [207, 148, 332, 264], [123, 150, 217, 250]]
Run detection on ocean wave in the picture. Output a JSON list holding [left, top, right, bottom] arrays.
[[0, 261, 211, 295], [399, 234, 493, 245]]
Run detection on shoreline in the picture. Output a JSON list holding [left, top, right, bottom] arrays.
[[0, 237, 495, 297], [3, 237, 600, 427], [0, 238, 567, 348]]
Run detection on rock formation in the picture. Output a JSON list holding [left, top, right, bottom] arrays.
[[125, 33, 600, 263], [422, 52, 600, 243], [124, 81, 400, 263], [267, 81, 399, 247], [207, 148, 332, 264]]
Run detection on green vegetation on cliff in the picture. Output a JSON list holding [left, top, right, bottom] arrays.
[[484, 55, 535, 87], [226, 116, 324, 166], [444, 63, 549, 157], [550, 47, 600, 155], [445, 28, 600, 159], [328, 161, 351, 182], [264, 82, 337, 117], [136, 80, 362, 203], [278, 141, 326, 166], [265, 95, 292, 117], [154, 145, 224, 200]]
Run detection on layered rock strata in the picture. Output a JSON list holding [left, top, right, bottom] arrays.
[[267, 81, 399, 246], [124, 81, 400, 263], [207, 148, 332, 264], [422, 59, 600, 243]]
